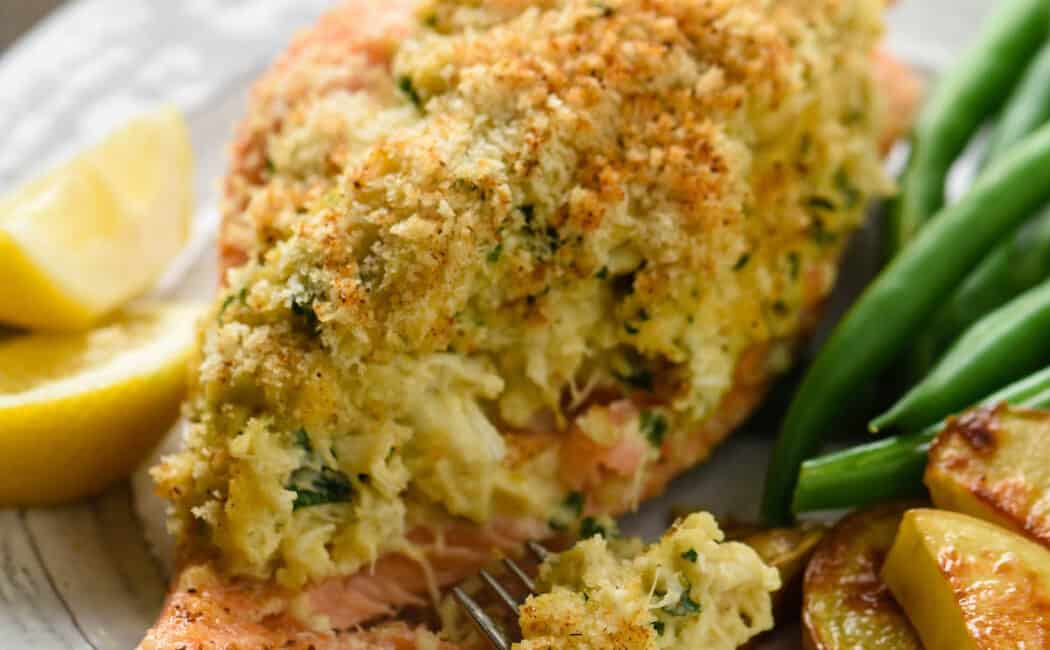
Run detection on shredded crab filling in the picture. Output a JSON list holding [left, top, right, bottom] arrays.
[[156, 0, 887, 590]]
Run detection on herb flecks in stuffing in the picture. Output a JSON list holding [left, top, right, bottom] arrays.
[[640, 410, 668, 447], [289, 467, 353, 510]]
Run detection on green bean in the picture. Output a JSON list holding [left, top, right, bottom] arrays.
[[886, 0, 1050, 258], [792, 366, 1050, 513], [983, 39, 1050, 167], [910, 206, 1050, 375], [873, 277, 1050, 432], [761, 124, 1050, 525]]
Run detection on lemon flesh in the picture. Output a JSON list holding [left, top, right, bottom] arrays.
[[0, 107, 194, 331], [0, 302, 202, 506]]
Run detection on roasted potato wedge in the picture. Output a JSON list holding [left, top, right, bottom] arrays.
[[883, 508, 1050, 649], [926, 404, 1050, 546], [802, 502, 922, 650]]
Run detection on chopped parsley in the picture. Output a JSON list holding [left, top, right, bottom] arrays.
[[640, 410, 668, 447], [810, 217, 838, 246], [293, 428, 313, 453], [651, 620, 665, 636], [564, 491, 585, 517], [290, 294, 311, 316], [218, 295, 235, 324], [525, 286, 551, 306], [732, 253, 751, 271], [545, 225, 561, 253], [612, 267, 641, 297], [787, 251, 801, 279], [835, 169, 861, 210], [217, 288, 247, 324], [798, 133, 812, 157], [487, 243, 503, 263], [358, 267, 379, 288], [596, 266, 609, 280], [549, 491, 585, 531], [681, 548, 698, 563], [663, 586, 702, 617], [289, 467, 353, 510], [615, 367, 654, 392], [579, 517, 607, 540], [806, 196, 837, 212], [624, 322, 640, 335], [845, 108, 867, 125], [517, 204, 567, 259], [290, 291, 320, 331], [397, 75, 423, 109]]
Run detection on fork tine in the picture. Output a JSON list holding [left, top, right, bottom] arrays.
[[526, 540, 549, 562], [453, 586, 511, 650], [479, 569, 520, 615], [502, 557, 536, 594], [452, 542, 552, 648]]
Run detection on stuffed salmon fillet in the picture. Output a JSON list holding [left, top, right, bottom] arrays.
[[143, 0, 918, 647]]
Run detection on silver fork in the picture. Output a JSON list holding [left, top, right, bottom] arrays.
[[452, 540, 550, 650]]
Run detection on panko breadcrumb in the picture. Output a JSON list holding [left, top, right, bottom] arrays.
[[156, 0, 888, 597]]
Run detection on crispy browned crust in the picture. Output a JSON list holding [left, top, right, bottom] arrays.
[[926, 404, 1050, 548], [219, 0, 417, 277], [218, 1, 919, 284]]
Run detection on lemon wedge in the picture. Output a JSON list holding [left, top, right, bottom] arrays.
[[0, 107, 194, 331], [0, 302, 202, 506]]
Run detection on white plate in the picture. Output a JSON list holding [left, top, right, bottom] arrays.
[[0, 2, 993, 648]]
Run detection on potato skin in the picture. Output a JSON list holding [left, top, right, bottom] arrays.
[[802, 502, 923, 650], [926, 404, 1050, 547]]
